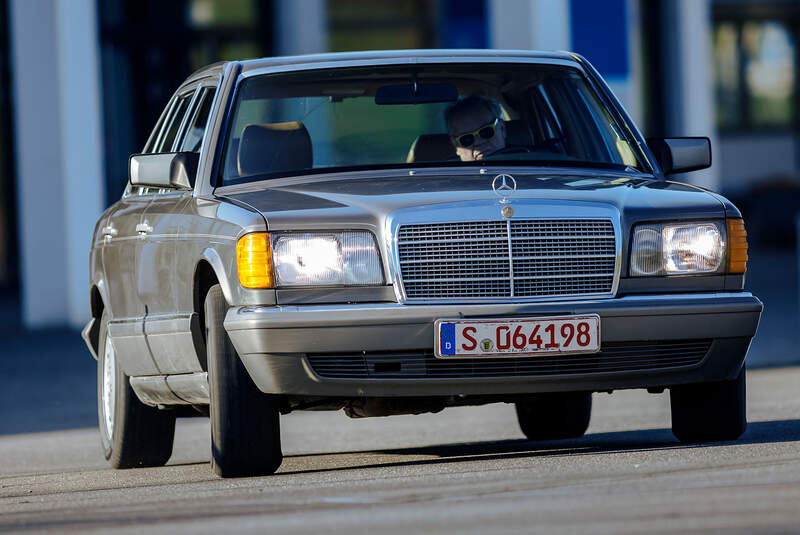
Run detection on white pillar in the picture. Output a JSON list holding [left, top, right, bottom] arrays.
[[488, 0, 571, 51], [9, 0, 104, 328], [662, 0, 719, 191], [273, 0, 328, 56]]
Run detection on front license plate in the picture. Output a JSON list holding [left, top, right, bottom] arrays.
[[435, 315, 601, 358]]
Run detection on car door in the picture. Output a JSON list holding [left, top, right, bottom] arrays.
[[104, 90, 194, 376], [102, 192, 156, 375], [141, 81, 220, 374]]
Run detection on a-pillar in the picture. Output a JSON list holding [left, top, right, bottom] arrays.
[[489, 0, 642, 136]]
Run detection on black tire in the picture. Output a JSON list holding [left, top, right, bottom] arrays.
[[206, 284, 283, 477], [670, 367, 747, 442], [515, 392, 592, 441], [97, 309, 176, 468]]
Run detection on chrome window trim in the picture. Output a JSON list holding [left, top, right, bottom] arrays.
[[171, 77, 221, 153], [153, 92, 186, 154], [143, 98, 171, 154], [165, 87, 200, 153], [385, 199, 622, 305], [179, 84, 218, 153]]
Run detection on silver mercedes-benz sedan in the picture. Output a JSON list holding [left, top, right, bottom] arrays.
[[83, 50, 762, 477]]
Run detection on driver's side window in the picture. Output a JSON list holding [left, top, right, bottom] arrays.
[[131, 90, 196, 195]]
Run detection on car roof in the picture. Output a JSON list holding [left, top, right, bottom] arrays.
[[232, 49, 580, 74], [183, 50, 582, 85]]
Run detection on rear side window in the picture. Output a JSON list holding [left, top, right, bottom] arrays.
[[143, 109, 167, 153], [180, 87, 217, 152]]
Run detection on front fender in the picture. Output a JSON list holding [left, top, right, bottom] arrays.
[[200, 247, 237, 305]]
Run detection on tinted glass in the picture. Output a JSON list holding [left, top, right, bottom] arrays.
[[220, 64, 644, 185], [157, 93, 193, 152], [180, 87, 217, 152]]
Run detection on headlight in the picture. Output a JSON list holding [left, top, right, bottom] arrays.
[[630, 221, 726, 276], [272, 231, 383, 286]]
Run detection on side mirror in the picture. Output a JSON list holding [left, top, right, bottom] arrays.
[[129, 152, 199, 189], [646, 137, 711, 175]]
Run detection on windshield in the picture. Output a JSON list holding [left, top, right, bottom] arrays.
[[219, 63, 644, 185]]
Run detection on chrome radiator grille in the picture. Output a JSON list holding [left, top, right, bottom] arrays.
[[397, 219, 616, 300]]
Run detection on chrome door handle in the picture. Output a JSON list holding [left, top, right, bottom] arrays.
[[101, 225, 117, 238], [136, 222, 153, 236]]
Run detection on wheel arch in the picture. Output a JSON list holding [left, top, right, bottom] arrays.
[[196, 248, 235, 306], [85, 279, 111, 359], [193, 251, 233, 371]]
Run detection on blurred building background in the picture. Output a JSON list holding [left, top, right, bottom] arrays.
[[0, 0, 795, 342]]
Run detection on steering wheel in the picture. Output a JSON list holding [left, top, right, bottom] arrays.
[[533, 136, 567, 154], [487, 145, 533, 157]]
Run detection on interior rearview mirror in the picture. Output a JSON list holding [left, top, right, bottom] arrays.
[[375, 82, 458, 105], [129, 152, 199, 190], [646, 137, 711, 175]]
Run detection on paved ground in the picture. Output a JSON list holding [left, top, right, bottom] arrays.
[[0, 247, 796, 533], [1, 367, 800, 534]]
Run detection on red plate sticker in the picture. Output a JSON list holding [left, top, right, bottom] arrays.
[[435, 315, 600, 358]]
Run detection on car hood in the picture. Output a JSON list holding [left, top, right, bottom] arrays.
[[220, 168, 726, 232]]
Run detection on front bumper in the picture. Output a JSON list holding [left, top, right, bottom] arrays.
[[224, 292, 762, 397]]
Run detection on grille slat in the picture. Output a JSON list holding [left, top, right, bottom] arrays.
[[306, 340, 712, 379], [398, 219, 616, 300], [399, 236, 510, 245]]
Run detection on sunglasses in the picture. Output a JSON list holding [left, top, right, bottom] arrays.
[[453, 118, 500, 148]]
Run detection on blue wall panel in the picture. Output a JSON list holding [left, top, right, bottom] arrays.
[[570, 0, 629, 77], [440, 0, 488, 49]]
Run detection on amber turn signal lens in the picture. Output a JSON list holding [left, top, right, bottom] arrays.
[[727, 219, 748, 274], [237, 233, 274, 288]]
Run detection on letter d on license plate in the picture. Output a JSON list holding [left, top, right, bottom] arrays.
[[435, 315, 600, 358]]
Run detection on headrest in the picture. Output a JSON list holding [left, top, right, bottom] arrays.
[[406, 133, 456, 163], [237, 122, 312, 177], [504, 120, 534, 146]]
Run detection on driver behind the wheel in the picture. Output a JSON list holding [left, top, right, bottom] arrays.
[[445, 95, 507, 161]]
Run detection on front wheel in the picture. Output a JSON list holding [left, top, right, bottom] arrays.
[[206, 285, 283, 477], [670, 367, 747, 442], [97, 309, 176, 468], [515, 392, 592, 441]]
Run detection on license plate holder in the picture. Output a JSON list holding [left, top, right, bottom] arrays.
[[434, 315, 601, 359]]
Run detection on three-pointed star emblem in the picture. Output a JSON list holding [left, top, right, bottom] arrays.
[[492, 174, 517, 202]]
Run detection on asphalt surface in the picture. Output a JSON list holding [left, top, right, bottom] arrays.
[[0, 248, 796, 533], [1, 366, 800, 534]]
